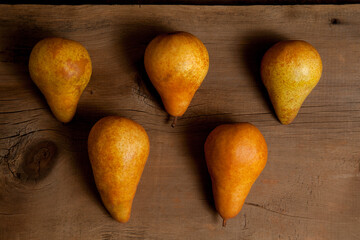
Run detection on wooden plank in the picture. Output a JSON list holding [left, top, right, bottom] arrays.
[[0, 4, 359, 240], [1, 0, 360, 5]]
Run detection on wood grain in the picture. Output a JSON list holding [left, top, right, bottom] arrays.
[[2, 0, 360, 5], [0, 4, 359, 240]]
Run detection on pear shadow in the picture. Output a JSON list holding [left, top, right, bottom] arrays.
[[61, 113, 104, 207], [240, 31, 287, 120], [182, 113, 236, 222], [3, 24, 59, 113], [118, 23, 174, 116], [4, 24, 56, 69]]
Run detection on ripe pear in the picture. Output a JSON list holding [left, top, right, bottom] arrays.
[[144, 32, 209, 126], [204, 123, 268, 226], [29, 37, 92, 123], [88, 116, 150, 223], [261, 40, 322, 125]]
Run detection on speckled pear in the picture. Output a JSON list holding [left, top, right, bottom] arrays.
[[205, 123, 268, 226], [261, 40, 322, 125], [29, 37, 92, 123], [88, 116, 150, 223], [144, 32, 209, 122]]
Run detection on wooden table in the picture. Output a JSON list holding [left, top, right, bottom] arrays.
[[0, 4, 359, 240], [2, 0, 360, 4]]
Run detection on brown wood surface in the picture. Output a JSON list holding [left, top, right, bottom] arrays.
[[0, 4, 359, 240], [2, 0, 360, 5]]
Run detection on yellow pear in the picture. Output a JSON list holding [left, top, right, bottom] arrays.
[[261, 40, 322, 125], [29, 37, 92, 123], [204, 123, 268, 226], [88, 116, 150, 223], [144, 32, 209, 126]]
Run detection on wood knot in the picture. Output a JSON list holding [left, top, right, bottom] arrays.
[[330, 18, 340, 25], [22, 141, 57, 181]]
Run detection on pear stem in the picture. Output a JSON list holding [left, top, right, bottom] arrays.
[[222, 219, 227, 227], [171, 116, 178, 128]]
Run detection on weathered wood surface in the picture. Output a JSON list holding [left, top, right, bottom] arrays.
[[0, 4, 359, 240], [2, 0, 360, 5]]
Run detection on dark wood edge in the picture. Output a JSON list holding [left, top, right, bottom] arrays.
[[1, 0, 360, 5]]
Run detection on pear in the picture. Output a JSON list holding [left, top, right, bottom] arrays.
[[88, 116, 150, 223], [29, 37, 92, 123], [261, 40, 322, 125], [144, 32, 209, 126], [204, 123, 268, 226]]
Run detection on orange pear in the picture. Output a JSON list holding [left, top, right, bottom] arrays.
[[204, 123, 268, 226], [88, 116, 150, 223], [144, 32, 209, 126], [29, 37, 92, 123], [261, 40, 322, 125]]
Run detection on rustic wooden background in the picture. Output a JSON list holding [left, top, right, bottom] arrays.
[[0, 4, 359, 240], [2, 0, 360, 4]]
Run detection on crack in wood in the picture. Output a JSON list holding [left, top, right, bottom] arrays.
[[0, 126, 52, 178], [292, 120, 360, 125], [0, 212, 25, 216], [303, 102, 360, 108], [243, 213, 247, 229], [0, 99, 19, 101], [133, 71, 163, 110], [244, 202, 314, 220], [0, 133, 21, 140], [181, 112, 233, 120], [1, 138, 22, 178], [11, 119, 37, 126], [300, 109, 360, 114], [0, 129, 60, 141], [120, 108, 161, 117], [1, 118, 40, 127], [0, 107, 45, 115]]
